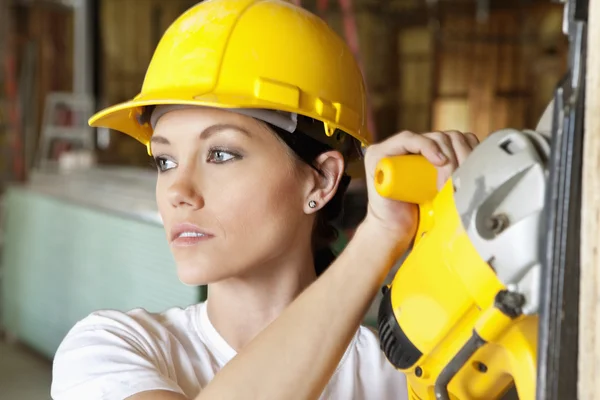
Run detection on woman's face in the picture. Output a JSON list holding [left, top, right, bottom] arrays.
[[151, 108, 335, 285]]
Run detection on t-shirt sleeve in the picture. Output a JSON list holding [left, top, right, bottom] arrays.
[[355, 326, 410, 400], [51, 311, 187, 400]]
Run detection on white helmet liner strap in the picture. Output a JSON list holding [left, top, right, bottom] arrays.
[[150, 105, 298, 133]]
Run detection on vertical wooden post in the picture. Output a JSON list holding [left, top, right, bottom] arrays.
[[579, 0, 600, 398]]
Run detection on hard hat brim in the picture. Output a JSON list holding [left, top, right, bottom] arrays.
[[89, 95, 284, 146], [89, 93, 367, 179], [89, 93, 371, 148]]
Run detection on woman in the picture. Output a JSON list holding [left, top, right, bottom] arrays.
[[51, 1, 479, 399]]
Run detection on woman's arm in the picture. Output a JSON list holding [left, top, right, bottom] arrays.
[[197, 217, 411, 400]]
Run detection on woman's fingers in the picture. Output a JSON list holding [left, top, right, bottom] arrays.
[[442, 130, 476, 164], [423, 131, 459, 171], [423, 130, 480, 165], [366, 131, 449, 169], [464, 132, 480, 150], [365, 130, 480, 180]]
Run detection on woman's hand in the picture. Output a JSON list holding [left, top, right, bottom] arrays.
[[363, 130, 479, 240]]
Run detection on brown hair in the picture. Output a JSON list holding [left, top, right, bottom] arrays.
[[266, 118, 353, 276]]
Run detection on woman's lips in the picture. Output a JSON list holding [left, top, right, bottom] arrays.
[[170, 223, 214, 246]]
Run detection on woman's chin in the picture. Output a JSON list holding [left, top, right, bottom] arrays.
[[175, 260, 229, 286]]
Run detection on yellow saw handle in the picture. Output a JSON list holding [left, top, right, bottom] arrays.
[[374, 155, 438, 204]]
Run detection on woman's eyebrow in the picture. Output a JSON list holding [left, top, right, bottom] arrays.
[[150, 135, 170, 145], [200, 124, 252, 140], [150, 124, 251, 146]]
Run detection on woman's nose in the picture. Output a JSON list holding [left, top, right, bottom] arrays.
[[167, 175, 204, 209]]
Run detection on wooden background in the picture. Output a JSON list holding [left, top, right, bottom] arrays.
[[2, 0, 568, 168], [95, 0, 567, 166]]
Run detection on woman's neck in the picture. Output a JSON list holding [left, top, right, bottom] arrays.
[[205, 251, 317, 352]]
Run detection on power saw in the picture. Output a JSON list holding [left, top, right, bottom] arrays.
[[372, 0, 587, 397], [374, 127, 548, 400]]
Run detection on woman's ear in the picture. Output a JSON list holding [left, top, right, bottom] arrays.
[[304, 150, 345, 214]]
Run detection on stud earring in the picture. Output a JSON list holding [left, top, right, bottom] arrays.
[[308, 200, 317, 209]]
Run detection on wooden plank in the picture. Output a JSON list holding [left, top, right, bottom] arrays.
[[496, 13, 517, 94], [579, 0, 600, 397], [98, 0, 198, 166], [17, 4, 74, 161], [397, 26, 433, 132], [491, 96, 528, 131], [437, 50, 470, 97], [467, 18, 494, 137], [399, 28, 432, 105], [356, 11, 395, 91], [100, 0, 121, 102], [398, 105, 430, 133], [399, 60, 431, 104], [399, 27, 431, 55], [100, 0, 199, 105], [431, 98, 470, 134], [437, 15, 473, 98]]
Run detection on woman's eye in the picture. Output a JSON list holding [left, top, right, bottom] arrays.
[[207, 149, 239, 163], [154, 157, 177, 172]]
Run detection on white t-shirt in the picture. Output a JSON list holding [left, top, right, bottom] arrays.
[[51, 302, 409, 400]]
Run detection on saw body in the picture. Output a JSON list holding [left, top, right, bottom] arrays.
[[375, 129, 549, 400]]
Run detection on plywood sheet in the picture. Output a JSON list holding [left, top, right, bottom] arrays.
[[432, 98, 471, 134]]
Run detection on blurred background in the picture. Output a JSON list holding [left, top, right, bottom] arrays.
[[0, 0, 567, 398]]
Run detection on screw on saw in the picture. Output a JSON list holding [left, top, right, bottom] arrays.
[[474, 361, 488, 373], [485, 214, 509, 234]]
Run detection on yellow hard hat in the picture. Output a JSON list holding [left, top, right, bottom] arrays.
[[89, 0, 371, 160]]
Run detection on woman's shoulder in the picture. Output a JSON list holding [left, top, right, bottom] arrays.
[[51, 304, 205, 400], [54, 303, 204, 366], [68, 303, 202, 336]]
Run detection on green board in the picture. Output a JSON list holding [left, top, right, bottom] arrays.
[[1, 188, 203, 359]]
